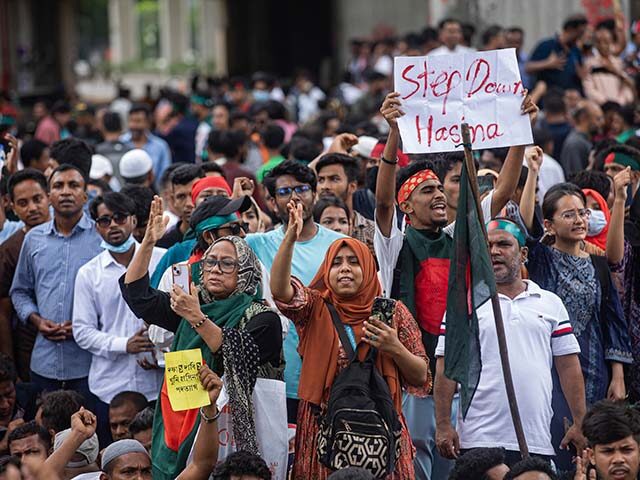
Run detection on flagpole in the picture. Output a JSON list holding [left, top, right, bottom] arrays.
[[460, 123, 530, 458]]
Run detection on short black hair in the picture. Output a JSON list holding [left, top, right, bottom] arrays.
[[563, 14, 588, 31], [8, 421, 51, 451], [88, 178, 112, 194], [20, 139, 48, 168], [438, 17, 461, 30], [128, 406, 154, 435], [481, 25, 503, 46], [506, 26, 524, 36], [504, 457, 557, 479], [395, 159, 437, 197], [316, 153, 361, 183], [212, 450, 271, 480], [7, 168, 48, 200], [327, 467, 375, 479], [0, 352, 16, 383], [569, 170, 612, 201], [583, 400, 640, 446], [40, 390, 85, 433], [290, 137, 322, 163], [201, 162, 226, 177], [89, 191, 137, 220], [207, 130, 240, 158], [49, 138, 92, 179], [263, 160, 317, 197], [120, 184, 154, 226], [261, 124, 285, 150], [102, 111, 122, 133], [431, 152, 465, 183], [532, 127, 553, 148], [449, 447, 507, 480], [160, 162, 188, 190], [48, 164, 87, 189], [542, 183, 586, 220], [129, 103, 151, 117], [542, 90, 566, 115], [110, 391, 148, 412], [313, 195, 350, 223], [170, 164, 205, 186]]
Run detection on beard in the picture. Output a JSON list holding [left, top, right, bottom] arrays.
[[493, 257, 521, 284]]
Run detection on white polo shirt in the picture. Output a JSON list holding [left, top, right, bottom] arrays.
[[436, 280, 580, 455]]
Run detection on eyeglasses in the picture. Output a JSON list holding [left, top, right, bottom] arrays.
[[96, 212, 130, 228], [202, 256, 239, 274], [556, 208, 591, 222], [274, 184, 312, 198]]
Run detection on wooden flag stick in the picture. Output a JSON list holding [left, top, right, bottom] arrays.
[[460, 123, 530, 458]]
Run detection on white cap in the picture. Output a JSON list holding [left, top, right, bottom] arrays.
[[119, 149, 153, 179], [90, 154, 113, 180], [351, 136, 379, 159]]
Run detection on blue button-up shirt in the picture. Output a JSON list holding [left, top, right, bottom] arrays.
[[10, 213, 103, 380], [120, 131, 172, 189]]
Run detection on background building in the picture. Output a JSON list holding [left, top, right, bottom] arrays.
[[0, 0, 637, 102]]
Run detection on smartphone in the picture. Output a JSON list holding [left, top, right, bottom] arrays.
[[172, 263, 191, 292], [626, 183, 634, 208], [371, 297, 396, 326]]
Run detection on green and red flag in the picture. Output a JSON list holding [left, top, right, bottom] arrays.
[[444, 156, 497, 418]]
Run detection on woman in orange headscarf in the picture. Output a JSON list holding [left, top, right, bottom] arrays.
[[271, 202, 431, 479]]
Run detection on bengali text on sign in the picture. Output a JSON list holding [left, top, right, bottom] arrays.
[[164, 348, 211, 411]]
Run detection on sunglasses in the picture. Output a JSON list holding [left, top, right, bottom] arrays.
[[96, 212, 130, 228], [211, 222, 248, 236], [274, 184, 312, 198]]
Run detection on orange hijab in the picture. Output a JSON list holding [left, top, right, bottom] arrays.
[[583, 188, 610, 251], [297, 238, 403, 412]]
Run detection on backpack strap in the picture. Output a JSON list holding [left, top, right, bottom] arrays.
[[325, 302, 357, 361]]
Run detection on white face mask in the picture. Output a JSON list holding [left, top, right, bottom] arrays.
[[588, 208, 607, 236]]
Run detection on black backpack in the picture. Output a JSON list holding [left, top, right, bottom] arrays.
[[317, 302, 403, 479]]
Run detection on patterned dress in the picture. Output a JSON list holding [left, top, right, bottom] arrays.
[[527, 243, 631, 470], [276, 279, 431, 480]]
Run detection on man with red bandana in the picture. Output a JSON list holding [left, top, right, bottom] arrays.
[[374, 91, 537, 480]]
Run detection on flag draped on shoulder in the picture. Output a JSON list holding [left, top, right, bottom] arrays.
[[444, 157, 497, 418]]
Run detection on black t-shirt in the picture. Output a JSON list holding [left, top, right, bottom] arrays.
[[119, 273, 282, 366], [156, 226, 184, 249]]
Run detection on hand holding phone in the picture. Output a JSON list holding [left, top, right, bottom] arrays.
[[172, 263, 191, 293], [371, 297, 395, 327]]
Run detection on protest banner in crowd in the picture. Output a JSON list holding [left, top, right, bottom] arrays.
[[394, 48, 533, 153]]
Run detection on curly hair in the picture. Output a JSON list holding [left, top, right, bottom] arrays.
[[504, 456, 557, 479], [448, 447, 507, 480]]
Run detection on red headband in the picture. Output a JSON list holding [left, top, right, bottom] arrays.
[[604, 152, 616, 165], [397, 169, 438, 204], [191, 176, 232, 204]]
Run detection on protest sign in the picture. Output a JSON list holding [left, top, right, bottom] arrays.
[[164, 348, 210, 411], [394, 48, 533, 154]]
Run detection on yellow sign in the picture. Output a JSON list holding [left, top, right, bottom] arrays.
[[164, 349, 211, 411]]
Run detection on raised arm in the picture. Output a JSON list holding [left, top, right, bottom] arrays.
[[376, 92, 403, 238], [520, 146, 543, 231], [606, 167, 631, 264], [125, 196, 169, 285], [177, 365, 222, 480], [490, 91, 539, 217], [270, 201, 303, 303], [45, 408, 97, 479]]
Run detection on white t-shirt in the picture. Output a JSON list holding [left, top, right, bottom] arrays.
[[373, 190, 493, 296], [435, 280, 580, 455], [428, 44, 475, 56]]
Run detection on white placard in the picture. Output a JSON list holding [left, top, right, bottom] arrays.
[[394, 48, 533, 153]]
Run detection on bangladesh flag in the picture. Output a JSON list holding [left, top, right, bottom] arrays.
[[444, 156, 497, 418]]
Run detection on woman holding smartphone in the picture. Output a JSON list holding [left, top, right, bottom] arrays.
[[271, 201, 431, 479]]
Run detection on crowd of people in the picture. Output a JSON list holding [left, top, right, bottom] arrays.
[[1, 10, 640, 480]]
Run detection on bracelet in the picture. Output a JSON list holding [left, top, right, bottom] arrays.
[[381, 156, 398, 165], [200, 406, 221, 423], [191, 315, 209, 329]]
